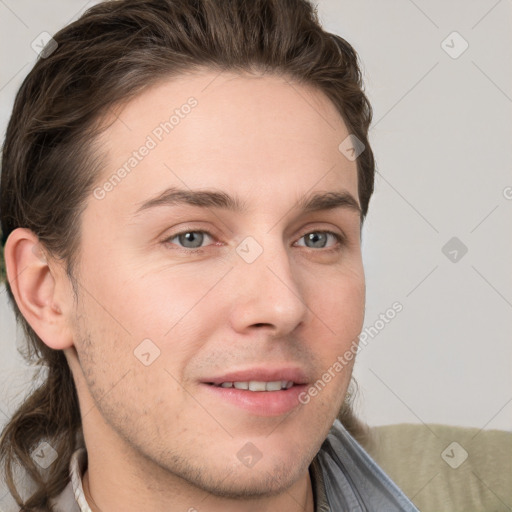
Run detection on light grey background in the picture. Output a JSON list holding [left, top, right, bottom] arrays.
[[1, 0, 511, 431]]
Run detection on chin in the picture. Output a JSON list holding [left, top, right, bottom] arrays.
[[161, 446, 311, 500], [196, 458, 307, 499]]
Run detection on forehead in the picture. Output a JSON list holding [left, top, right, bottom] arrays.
[[92, 69, 358, 213]]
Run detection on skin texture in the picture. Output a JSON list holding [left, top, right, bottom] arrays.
[[6, 69, 366, 512]]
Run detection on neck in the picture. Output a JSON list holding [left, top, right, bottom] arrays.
[[82, 463, 315, 512]]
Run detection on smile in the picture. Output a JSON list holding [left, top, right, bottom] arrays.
[[208, 380, 295, 391]]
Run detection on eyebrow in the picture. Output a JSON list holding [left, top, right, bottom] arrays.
[[295, 190, 361, 216], [133, 186, 361, 217], [133, 187, 246, 215]]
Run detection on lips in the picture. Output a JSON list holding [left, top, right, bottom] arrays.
[[200, 366, 309, 416], [202, 367, 308, 387]]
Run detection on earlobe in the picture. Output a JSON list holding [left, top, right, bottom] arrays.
[[4, 227, 74, 350]]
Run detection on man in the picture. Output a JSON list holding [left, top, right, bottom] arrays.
[[0, 0, 418, 510]]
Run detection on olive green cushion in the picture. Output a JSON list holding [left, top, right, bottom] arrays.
[[364, 423, 512, 512]]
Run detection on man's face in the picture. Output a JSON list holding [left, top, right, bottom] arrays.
[[66, 70, 365, 496]]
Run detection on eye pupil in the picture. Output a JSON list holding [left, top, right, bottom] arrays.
[[179, 232, 204, 248], [305, 232, 327, 248]]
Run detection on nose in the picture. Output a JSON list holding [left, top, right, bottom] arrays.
[[228, 237, 309, 337]]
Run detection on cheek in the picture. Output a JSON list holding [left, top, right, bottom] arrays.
[[73, 261, 229, 399], [303, 265, 365, 405], [72, 297, 191, 435], [81, 250, 212, 340], [309, 265, 365, 340], [122, 270, 227, 364], [299, 271, 363, 415]]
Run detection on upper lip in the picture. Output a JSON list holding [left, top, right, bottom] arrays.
[[202, 366, 309, 385]]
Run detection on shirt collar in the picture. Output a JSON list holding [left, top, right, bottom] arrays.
[[309, 454, 331, 512], [69, 447, 92, 512]]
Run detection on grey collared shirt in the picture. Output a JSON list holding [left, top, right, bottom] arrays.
[[309, 420, 419, 511]]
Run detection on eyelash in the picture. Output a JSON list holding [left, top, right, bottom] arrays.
[[162, 229, 346, 254]]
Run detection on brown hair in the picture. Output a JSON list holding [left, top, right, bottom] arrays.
[[0, 0, 374, 509]]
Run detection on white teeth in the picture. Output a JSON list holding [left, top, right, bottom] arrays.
[[265, 381, 283, 391], [249, 381, 267, 391], [217, 380, 294, 391]]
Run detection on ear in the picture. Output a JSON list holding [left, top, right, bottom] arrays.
[[4, 227, 75, 350]]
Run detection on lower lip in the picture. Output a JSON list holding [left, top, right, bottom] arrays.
[[201, 383, 307, 416]]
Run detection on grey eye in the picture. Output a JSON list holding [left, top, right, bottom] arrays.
[[177, 231, 205, 248], [296, 231, 341, 250], [303, 232, 328, 248]]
